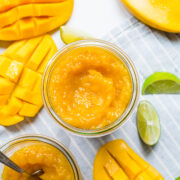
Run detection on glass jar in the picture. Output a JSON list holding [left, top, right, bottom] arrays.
[[0, 135, 81, 180], [42, 40, 140, 137]]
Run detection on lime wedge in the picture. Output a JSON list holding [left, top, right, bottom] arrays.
[[137, 100, 161, 146], [142, 72, 180, 94], [60, 26, 93, 44]]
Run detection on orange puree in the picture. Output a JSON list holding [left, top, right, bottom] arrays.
[[2, 142, 74, 180], [49, 46, 132, 129]]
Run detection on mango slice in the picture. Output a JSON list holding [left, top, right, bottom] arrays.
[[93, 140, 164, 180], [121, 0, 180, 32], [0, 34, 57, 126], [0, 0, 73, 40]]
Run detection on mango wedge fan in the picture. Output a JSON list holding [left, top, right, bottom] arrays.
[[0, 34, 57, 126], [0, 0, 73, 41], [93, 140, 164, 180]]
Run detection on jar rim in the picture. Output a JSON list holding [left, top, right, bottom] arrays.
[[0, 134, 81, 180], [42, 39, 140, 137]]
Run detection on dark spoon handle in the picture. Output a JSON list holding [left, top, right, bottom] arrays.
[[0, 151, 24, 173]]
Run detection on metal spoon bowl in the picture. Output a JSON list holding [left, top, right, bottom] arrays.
[[0, 151, 44, 179]]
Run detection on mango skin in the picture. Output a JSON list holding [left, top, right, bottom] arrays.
[[0, 0, 74, 41], [0, 34, 57, 126], [93, 139, 164, 180], [121, 0, 180, 33]]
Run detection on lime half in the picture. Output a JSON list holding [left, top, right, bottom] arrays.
[[137, 100, 161, 146], [60, 26, 93, 44], [142, 72, 180, 94]]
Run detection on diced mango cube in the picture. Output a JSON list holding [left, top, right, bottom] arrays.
[[15, 36, 43, 62], [0, 95, 9, 106], [109, 150, 141, 180], [103, 150, 129, 180], [18, 68, 39, 89], [0, 34, 57, 126], [145, 166, 161, 179], [135, 171, 152, 180], [13, 86, 43, 106], [3, 40, 26, 59], [0, 56, 12, 78], [6, 60, 23, 82], [2, 97, 23, 115], [0, 77, 15, 95], [26, 35, 51, 71], [19, 103, 41, 117], [0, 114, 24, 126], [37, 43, 57, 74]]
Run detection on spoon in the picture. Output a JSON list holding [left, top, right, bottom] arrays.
[[0, 151, 44, 179]]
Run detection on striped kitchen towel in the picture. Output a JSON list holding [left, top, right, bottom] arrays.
[[0, 16, 180, 179]]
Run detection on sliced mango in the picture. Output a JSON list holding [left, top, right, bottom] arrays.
[[93, 140, 164, 180], [121, 0, 180, 32], [135, 171, 152, 180], [0, 0, 74, 40], [0, 34, 57, 126]]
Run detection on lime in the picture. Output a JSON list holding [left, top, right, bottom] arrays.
[[176, 177, 180, 180], [137, 100, 161, 146], [142, 72, 180, 94], [60, 26, 93, 44]]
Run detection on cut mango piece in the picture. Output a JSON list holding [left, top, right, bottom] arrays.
[[19, 103, 41, 117], [18, 68, 40, 89], [14, 36, 43, 63], [103, 149, 129, 180], [0, 0, 73, 41], [0, 57, 23, 82], [94, 140, 164, 180], [121, 0, 180, 32], [13, 86, 43, 106], [0, 97, 23, 116], [26, 35, 51, 71], [0, 56, 12, 77], [135, 171, 152, 180], [145, 166, 161, 179], [93, 148, 114, 180], [6, 60, 24, 82], [0, 114, 24, 126], [0, 34, 57, 126], [3, 40, 26, 60], [37, 43, 57, 74], [0, 77, 15, 95], [0, 95, 9, 106]]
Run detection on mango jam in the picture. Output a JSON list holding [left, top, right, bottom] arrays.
[[2, 142, 74, 180], [48, 46, 133, 129]]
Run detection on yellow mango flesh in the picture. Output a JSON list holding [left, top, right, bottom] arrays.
[[0, 0, 73, 40], [121, 0, 180, 32], [0, 34, 57, 126], [93, 140, 164, 180], [2, 142, 74, 180]]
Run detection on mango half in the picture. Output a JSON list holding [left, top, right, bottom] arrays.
[[0, 0, 74, 41], [0, 34, 57, 126], [93, 140, 164, 180], [121, 0, 180, 33]]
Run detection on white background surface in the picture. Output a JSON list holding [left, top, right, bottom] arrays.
[[52, 0, 131, 44], [0, 1, 179, 179]]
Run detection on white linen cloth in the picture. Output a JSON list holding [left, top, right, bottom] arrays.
[[0, 16, 180, 179]]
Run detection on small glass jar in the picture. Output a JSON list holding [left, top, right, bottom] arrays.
[[0, 135, 81, 180], [42, 40, 140, 137]]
